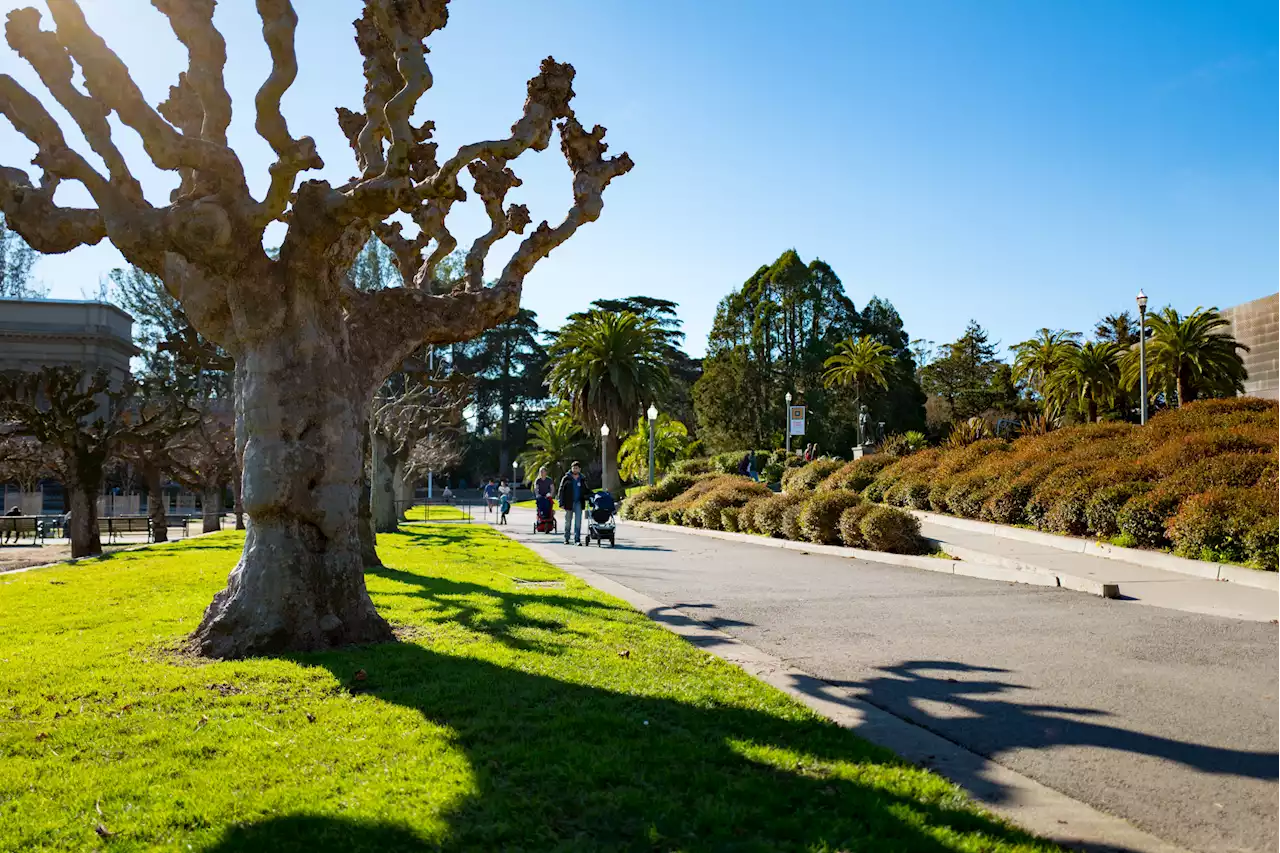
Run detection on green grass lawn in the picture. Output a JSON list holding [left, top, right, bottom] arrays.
[[403, 503, 470, 521], [0, 527, 1058, 852], [514, 499, 538, 509]]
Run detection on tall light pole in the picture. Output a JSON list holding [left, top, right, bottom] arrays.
[[1137, 289, 1148, 425], [646, 405, 658, 486], [600, 423, 610, 491], [784, 391, 792, 454], [511, 459, 519, 488]]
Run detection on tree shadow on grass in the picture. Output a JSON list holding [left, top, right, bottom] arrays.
[[196, 545, 1080, 853]]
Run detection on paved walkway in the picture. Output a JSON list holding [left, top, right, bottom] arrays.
[[915, 518, 1279, 622], [500, 508, 1278, 853]]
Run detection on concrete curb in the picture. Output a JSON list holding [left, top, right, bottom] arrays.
[[624, 519, 1120, 599], [497, 525, 1189, 853], [911, 510, 1279, 592]]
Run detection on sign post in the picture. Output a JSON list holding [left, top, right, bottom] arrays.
[[788, 405, 806, 453]]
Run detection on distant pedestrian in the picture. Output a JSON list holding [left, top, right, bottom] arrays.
[[737, 454, 750, 478], [557, 460, 590, 545], [499, 491, 511, 525], [483, 478, 498, 515], [747, 452, 759, 482], [3, 505, 21, 544]]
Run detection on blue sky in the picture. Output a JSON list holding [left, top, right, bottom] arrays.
[[1, 0, 1275, 358]]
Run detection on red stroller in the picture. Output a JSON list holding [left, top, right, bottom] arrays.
[[534, 495, 557, 534]]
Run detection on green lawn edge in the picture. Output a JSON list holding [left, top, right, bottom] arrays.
[[0, 527, 1061, 852]]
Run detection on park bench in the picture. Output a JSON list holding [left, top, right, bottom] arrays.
[[98, 515, 152, 543], [1, 516, 46, 546], [162, 515, 195, 538]]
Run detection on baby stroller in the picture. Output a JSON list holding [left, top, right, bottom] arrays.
[[534, 495, 557, 534], [584, 490, 617, 547]]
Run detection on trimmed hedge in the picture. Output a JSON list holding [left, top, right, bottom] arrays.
[[838, 503, 877, 548], [860, 506, 927, 554], [781, 458, 843, 492], [781, 500, 809, 541], [684, 479, 772, 530], [819, 455, 894, 492], [799, 490, 862, 545], [1166, 487, 1277, 568], [754, 492, 810, 538]]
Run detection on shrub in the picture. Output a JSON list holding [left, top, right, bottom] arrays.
[[781, 499, 809, 541], [620, 485, 654, 520], [685, 479, 771, 529], [1116, 487, 1185, 548], [1042, 488, 1091, 537], [860, 506, 927, 554], [782, 458, 843, 492], [819, 455, 894, 493], [927, 480, 953, 513], [798, 490, 862, 545], [1166, 487, 1277, 568], [754, 492, 809, 538], [880, 431, 928, 457], [862, 480, 887, 504], [943, 418, 991, 449], [663, 475, 735, 527], [739, 495, 770, 534], [671, 457, 712, 476], [1167, 453, 1276, 491], [981, 481, 1034, 526], [720, 507, 741, 533], [945, 474, 994, 519], [1244, 518, 1279, 570], [838, 503, 877, 548], [648, 472, 699, 503], [1082, 482, 1152, 538], [650, 506, 671, 524]]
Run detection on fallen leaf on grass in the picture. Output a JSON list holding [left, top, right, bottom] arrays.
[[194, 715, 208, 730], [617, 649, 630, 659], [94, 824, 113, 839], [305, 712, 316, 723]]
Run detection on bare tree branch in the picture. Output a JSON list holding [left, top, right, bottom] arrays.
[[44, 0, 247, 194], [252, 0, 322, 225], [0, 167, 105, 253], [5, 8, 143, 203]]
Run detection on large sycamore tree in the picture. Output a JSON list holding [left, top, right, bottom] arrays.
[[0, 0, 632, 658]]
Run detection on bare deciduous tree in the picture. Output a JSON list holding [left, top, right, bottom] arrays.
[[0, 1, 632, 657]]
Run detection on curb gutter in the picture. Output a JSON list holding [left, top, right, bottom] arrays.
[[911, 510, 1279, 592], [498, 526, 1189, 853], [624, 519, 1120, 599]]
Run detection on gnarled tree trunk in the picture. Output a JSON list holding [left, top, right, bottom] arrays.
[[193, 320, 393, 659], [202, 486, 222, 534], [371, 431, 400, 534], [358, 423, 382, 569], [65, 467, 100, 559], [146, 462, 168, 544]]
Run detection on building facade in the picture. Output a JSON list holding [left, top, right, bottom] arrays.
[[0, 298, 139, 384], [1219, 293, 1279, 401]]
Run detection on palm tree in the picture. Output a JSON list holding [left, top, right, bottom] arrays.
[[1010, 328, 1080, 412], [1048, 341, 1122, 422], [822, 336, 894, 446], [618, 414, 688, 483], [518, 404, 589, 484], [546, 311, 670, 493], [1121, 307, 1248, 407], [1094, 312, 1138, 346]]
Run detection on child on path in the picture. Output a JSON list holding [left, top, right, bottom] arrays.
[[498, 491, 511, 525]]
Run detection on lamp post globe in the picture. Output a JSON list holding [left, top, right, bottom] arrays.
[[1137, 289, 1149, 425]]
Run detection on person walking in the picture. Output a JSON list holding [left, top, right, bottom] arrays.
[[482, 478, 498, 516], [534, 467, 554, 501], [747, 451, 759, 482], [557, 460, 590, 545], [737, 453, 750, 478]]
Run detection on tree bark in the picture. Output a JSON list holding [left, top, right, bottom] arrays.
[[233, 470, 245, 530], [146, 462, 168, 544], [602, 430, 621, 495], [358, 423, 382, 569], [371, 431, 399, 534], [193, 330, 392, 659], [393, 461, 413, 521], [65, 470, 101, 559], [202, 486, 222, 534]]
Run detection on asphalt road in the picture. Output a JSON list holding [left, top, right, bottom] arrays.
[[504, 511, 1279, 853]]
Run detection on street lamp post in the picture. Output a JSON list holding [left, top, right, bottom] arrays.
[[646, 405, 658, 486], [511, 459, 519, 488], [784, 392, 792, 455], [600, 423, 610, 491], [1137, 289, 1148, 425]]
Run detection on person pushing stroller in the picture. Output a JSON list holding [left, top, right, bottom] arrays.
[[557, 461, 590, 545]]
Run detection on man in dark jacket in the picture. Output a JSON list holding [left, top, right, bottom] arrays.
[[557, 460, 590, 545]]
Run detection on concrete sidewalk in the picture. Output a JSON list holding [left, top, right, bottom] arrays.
[[917, 518, 1279, 622]]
